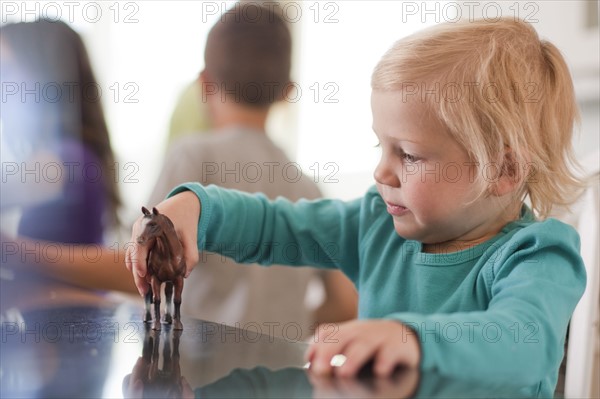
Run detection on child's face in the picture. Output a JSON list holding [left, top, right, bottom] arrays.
[[371, 90, 506, 251]]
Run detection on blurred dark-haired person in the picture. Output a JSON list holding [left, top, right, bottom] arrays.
[[0, 19, 120, 244]]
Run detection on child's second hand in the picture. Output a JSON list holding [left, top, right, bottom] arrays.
[[303, 353, 347, 371]]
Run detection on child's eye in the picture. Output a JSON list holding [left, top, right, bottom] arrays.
[[374, 142, 381, 148], [397, 150, 421, 163], [402, 153, 419, 163]]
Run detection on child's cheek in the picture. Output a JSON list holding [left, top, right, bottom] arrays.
[[405, 179, 433, 206]]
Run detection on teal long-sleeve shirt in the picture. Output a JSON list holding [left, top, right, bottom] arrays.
[[170, 183, 586, 398]]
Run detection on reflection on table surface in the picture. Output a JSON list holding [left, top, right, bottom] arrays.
[[1, 274, 533, 398]]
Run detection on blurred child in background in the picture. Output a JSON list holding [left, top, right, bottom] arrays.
[[0, 19, 120, 244]]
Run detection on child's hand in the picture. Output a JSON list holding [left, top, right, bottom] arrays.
[[125, 191, 201, 296], [305, 320, 421, 378]]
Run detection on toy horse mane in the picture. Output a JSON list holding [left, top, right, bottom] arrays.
[[140, 206, 182, 256]]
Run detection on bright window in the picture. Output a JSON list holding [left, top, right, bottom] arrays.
[[294, 1, 439, 199]]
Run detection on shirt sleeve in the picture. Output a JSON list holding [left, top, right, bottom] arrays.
[[167, 183, 363, 275], [386, 220, 586, 390]]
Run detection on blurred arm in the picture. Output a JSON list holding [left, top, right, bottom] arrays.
[[314, 270, 358, 325], [1, 234, 137, 293]]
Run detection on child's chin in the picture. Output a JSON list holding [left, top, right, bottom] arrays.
[[392, 222, 420, 241]]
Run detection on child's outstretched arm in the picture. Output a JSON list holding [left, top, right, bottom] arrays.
[[178, 183, 362, 272], [126, 183, 363, 296]]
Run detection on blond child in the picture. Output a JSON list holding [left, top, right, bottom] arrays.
[[126, 18, 586, 397]]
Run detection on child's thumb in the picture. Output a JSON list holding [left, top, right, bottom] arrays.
[[184, 244, 199, 278]]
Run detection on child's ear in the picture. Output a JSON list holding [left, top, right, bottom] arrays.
[[489, 149, 522, 197], [198, 70, 218, 103]]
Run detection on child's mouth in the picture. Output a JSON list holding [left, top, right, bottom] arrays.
[[386, 203, 409, 216]]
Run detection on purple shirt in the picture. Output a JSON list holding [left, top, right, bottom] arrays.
[[18, 139, 107, 244]]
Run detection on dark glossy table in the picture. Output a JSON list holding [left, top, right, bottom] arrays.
[[0, 272, 533, 398]]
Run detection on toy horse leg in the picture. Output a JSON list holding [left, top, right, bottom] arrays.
[[172, 330, 182, 378], [163, 282, 174, 324], [144, 289, 153, 323], [150, 330, 160, 380], [142, 329, 153, 360], [151, 277, 162, 331], [172, 276, 184, 330], [163, 331, 172, 374]]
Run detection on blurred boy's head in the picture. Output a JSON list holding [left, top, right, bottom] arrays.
[[202, 3, 291, 108]]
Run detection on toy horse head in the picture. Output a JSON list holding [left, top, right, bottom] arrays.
[[137, 206, 174, 245]]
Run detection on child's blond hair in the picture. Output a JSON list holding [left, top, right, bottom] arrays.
[[371, 18, 584, 218]]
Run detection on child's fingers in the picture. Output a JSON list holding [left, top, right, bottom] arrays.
[[124, 243, 149, 296], [124, 244, 144, 275], [308, 320, 363, 376], [133, 271, 149, 296], [308, 353, 333, 376], [124, 245, 133, 272], [304, 340, 317, 363], [306, 322, 347, 374], [373, 326, 421, 376], [124, 226, 138, 273], [335, 338, 378, 377], [129, 357, 146, 381], [373, 345, 402, 377], [125, 216, 148, 277], [159, 193, 200, 278], [180, 376, 195, 399], [129, 243, 149, 278], [308, 339, 347, 376], [123, 358, 145, 398], [334, 377, 371, 396]]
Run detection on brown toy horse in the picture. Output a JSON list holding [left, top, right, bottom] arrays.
[[137, 207, 186, 330]]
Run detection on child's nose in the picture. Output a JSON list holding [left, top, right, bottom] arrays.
[[374, 159, 401, 188]]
